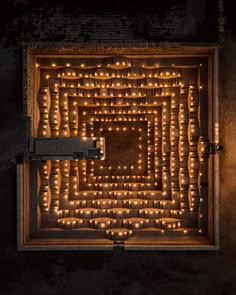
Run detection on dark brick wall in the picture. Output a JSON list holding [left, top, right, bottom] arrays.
[[1, 1, 236, 295], [1, 0, 222, 45]]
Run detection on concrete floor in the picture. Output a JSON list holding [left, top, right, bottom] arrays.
[[0, 1, 236, 294]]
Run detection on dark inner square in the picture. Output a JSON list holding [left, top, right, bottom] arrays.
[[93, 121, 147, 176]]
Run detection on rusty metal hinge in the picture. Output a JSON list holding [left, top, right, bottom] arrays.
[[209, 143, 223, 154]]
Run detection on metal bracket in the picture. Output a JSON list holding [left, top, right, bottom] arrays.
[[73, 152, 84, 159], [113, 240, 124, 251], [209, 143, 223, 154]]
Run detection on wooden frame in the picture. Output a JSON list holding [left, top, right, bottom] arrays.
[[18, 46, 219, 250]]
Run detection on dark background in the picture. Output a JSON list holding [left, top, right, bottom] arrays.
[[1, 1, 236, 294]]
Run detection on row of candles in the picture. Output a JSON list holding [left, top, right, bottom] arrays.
[[56, 207, 182, 219], [56, 216, 182, 230]]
